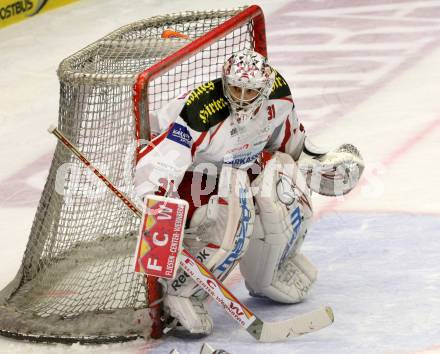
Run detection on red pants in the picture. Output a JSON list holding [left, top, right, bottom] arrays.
[[174, 167, 260, 225], [176, 171, 219, 225]]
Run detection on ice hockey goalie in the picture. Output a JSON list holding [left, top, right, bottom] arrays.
[[135, 50, 364, 337]]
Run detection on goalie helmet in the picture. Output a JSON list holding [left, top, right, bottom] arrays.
[[222, 50, 275, 124]]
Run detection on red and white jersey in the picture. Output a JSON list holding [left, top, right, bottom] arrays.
[[135, 72, 306, 199]]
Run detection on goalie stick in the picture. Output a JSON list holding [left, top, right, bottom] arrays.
[[48, 125, 334, 342]]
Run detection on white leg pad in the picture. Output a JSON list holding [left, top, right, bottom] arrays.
[[240, 152, 317, 303], [163, 167, 254, 334], [167, 166, 254, 299], [241, 226, 317, 304], [268, 252, 317, 303]]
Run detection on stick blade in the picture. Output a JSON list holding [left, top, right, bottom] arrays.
[[255, 306, 334, 342]]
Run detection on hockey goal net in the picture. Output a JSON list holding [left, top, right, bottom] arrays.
[[0, 6, 266, 343]]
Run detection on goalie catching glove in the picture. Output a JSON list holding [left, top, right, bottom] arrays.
[[298, 138, 364, 196]]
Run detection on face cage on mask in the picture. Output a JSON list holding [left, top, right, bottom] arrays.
[[227, 85, 261, 107], [224, 83, 268, 124]]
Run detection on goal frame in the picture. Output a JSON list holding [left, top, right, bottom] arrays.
[[0, 5, 268, 344]]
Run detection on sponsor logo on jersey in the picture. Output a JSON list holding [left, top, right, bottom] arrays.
[[224, 151, 261, 166], [226, 144, 250, 154], [271, 70, 288, 93], [217, 188, 251, 272], [269, 70, 291, 100], [180, 78, 230, 131], [186, 81, 216, 106], [279, 207, 302, 266], [166, 123, 192, 148], [199, 97, 228, 123]]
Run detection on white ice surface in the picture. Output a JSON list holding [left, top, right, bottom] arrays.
[[0, 0, 439, 353]]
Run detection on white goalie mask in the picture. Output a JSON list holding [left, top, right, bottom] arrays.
[[222, 50, 276, 125]]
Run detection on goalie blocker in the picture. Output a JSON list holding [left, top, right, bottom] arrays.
[[134, 195, 188, 279]]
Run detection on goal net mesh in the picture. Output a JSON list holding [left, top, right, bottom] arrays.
[[0, 6, 264, 343]]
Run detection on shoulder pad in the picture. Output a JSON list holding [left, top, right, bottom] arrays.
[[180, 78, 230, 132], [269, 70, 292, 100]]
